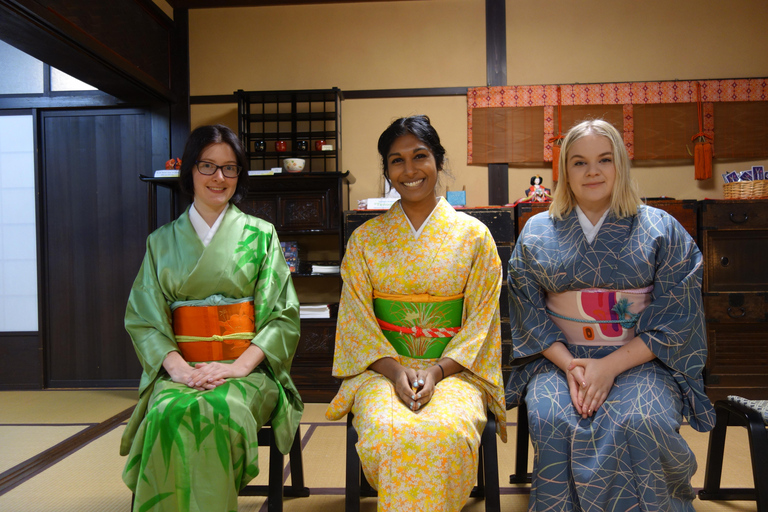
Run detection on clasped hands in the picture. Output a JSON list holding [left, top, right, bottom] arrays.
[[565, 357, 619, 419], [163, 349, 262, 391], [395, 367, 438, 412]]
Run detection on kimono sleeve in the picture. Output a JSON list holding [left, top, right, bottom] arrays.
[[249, 224, 303, 452], [507, 219, 567, 359], [249, 224, 300, 374], [121, 236, 178, 455], [633, 214, 715, 430], [331, 229, 398, 378], [442, 225, 502, 388], [504, 218, 568, 408], [124, 237, 178, 396], [634, 216, 707, 378]]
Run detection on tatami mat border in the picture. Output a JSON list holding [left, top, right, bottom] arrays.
[[0, 406, 135, 496]]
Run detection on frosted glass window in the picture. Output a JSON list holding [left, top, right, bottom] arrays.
[[51, 67, 97, 91], [0, 40, 44, 94], [0, 115, 37, 331]]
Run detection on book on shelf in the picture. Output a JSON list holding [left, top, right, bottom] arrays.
[[357, 197, 398, 210], [280, 240, 301, 273], [311, 261, 340, 274], [299, 303, 337, 319], [153, 169, 179, 178]]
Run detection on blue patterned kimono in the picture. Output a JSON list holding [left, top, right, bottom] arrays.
[[505, 205, 715, 512]]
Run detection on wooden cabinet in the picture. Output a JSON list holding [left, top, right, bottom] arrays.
[[344, 207, 516, 383], [700, 199, 768, 401], [236, 88, 342, 173], [237, 172, 349, 403]]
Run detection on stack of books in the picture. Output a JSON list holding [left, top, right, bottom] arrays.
[[356, 197, 398, 210], [299, 304, 333, 319], [311, 262, 340, 275]]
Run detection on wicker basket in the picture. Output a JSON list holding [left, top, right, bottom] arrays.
[[723, 180, 768, 199]]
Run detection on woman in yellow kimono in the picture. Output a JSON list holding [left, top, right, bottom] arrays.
[[121, 125, 302, 512], [327, 115, 506, 511]]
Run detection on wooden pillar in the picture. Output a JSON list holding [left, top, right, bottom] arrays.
[[486, 0, 509, 205]]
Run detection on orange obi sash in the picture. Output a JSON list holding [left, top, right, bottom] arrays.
[[172, 301, 256, 362]]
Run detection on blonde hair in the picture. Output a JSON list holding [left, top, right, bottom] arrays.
[[549, 119, 642, 220]]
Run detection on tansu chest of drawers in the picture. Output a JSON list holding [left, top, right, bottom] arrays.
[[700, 199, 768, 402]]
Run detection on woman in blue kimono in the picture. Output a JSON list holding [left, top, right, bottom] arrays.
[[505, 119, 715, 511], [121, 125, 302, 512]]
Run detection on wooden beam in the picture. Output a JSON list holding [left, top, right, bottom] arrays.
[[485, 0, 508, 205], [0, 0, 173, 103]]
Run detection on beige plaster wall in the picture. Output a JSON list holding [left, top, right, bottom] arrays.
[[504, 0, 768, 202], [189, 0, 768, 207]]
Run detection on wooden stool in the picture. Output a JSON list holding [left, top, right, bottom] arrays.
[[508, 402, 532, 484], [697, 398, 768, 512], [239, 424, 310, 512], [345, 411, 501, 512]]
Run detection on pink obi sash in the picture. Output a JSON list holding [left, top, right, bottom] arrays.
[[545, 286, 652, 346]]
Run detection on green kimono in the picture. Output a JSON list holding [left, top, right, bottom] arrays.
[[121, 205, 302, 512]]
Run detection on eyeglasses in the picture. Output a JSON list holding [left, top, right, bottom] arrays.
[[195, 161, 242, 178]]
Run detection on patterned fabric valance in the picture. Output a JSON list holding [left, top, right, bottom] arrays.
[[467, 79, 768, 165]]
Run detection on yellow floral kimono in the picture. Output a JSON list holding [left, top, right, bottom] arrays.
[[327, 198, 506, 512]]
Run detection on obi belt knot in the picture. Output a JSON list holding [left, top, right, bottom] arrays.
[[373, 291, 463, 359], [172, 298, 256, 363]]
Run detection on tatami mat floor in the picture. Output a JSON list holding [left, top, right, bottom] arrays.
[[0, 390, 758, 511]]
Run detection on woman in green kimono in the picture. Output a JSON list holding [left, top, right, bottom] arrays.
[[120, 124, 302, 512]]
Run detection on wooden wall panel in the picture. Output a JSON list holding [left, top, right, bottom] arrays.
[[41, 109, 148, 386], [0, 333, 42, 389]]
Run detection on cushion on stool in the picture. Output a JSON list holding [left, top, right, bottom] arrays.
[[728, 395, 768, 425]]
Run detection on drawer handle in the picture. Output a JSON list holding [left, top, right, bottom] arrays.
[[729, 212, 748, 224], [720, 256, 729, 267], [727, 306, 746, 319]]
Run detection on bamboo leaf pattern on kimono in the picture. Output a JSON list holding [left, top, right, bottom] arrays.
[[138, 492, 174, 512], [234, 225, 268, 283]]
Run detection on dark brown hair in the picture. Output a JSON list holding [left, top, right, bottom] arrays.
[[178, 124, 249, 203]]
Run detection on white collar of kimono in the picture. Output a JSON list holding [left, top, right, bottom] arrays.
[[575, 205, 609, 244], [189, 202, 229, 247], [398, 197, 441, 239]]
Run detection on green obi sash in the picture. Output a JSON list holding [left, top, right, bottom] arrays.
[[373, 291, 463, 359]]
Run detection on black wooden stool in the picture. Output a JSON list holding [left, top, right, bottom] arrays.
[[345, 411, 501, 512], [239, 424, 310, 512], [508, 402, 532, 485], [697, 398, 768, 512]]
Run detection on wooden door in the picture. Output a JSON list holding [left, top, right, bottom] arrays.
[[40, 109, 149, 387]]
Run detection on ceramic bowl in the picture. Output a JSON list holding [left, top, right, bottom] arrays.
[[283, 158, 305, 173]]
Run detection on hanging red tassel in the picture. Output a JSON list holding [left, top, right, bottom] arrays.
[[692, 82, 713, 180], [550, 137, 564, 182], [692, 134, 713, 180], [550, 86, 564, 182]]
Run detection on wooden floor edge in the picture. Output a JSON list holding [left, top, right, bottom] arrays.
[[0, 405, 135, 496]]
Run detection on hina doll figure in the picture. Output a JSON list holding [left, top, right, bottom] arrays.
[[522, 175, 552, 202]]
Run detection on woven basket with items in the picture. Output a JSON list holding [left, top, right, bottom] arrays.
[[723, 180, 768, 199], [722, 166, 767, 199]]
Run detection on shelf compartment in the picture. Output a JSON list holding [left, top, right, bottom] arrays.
[[236, 87, 342, 173]]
